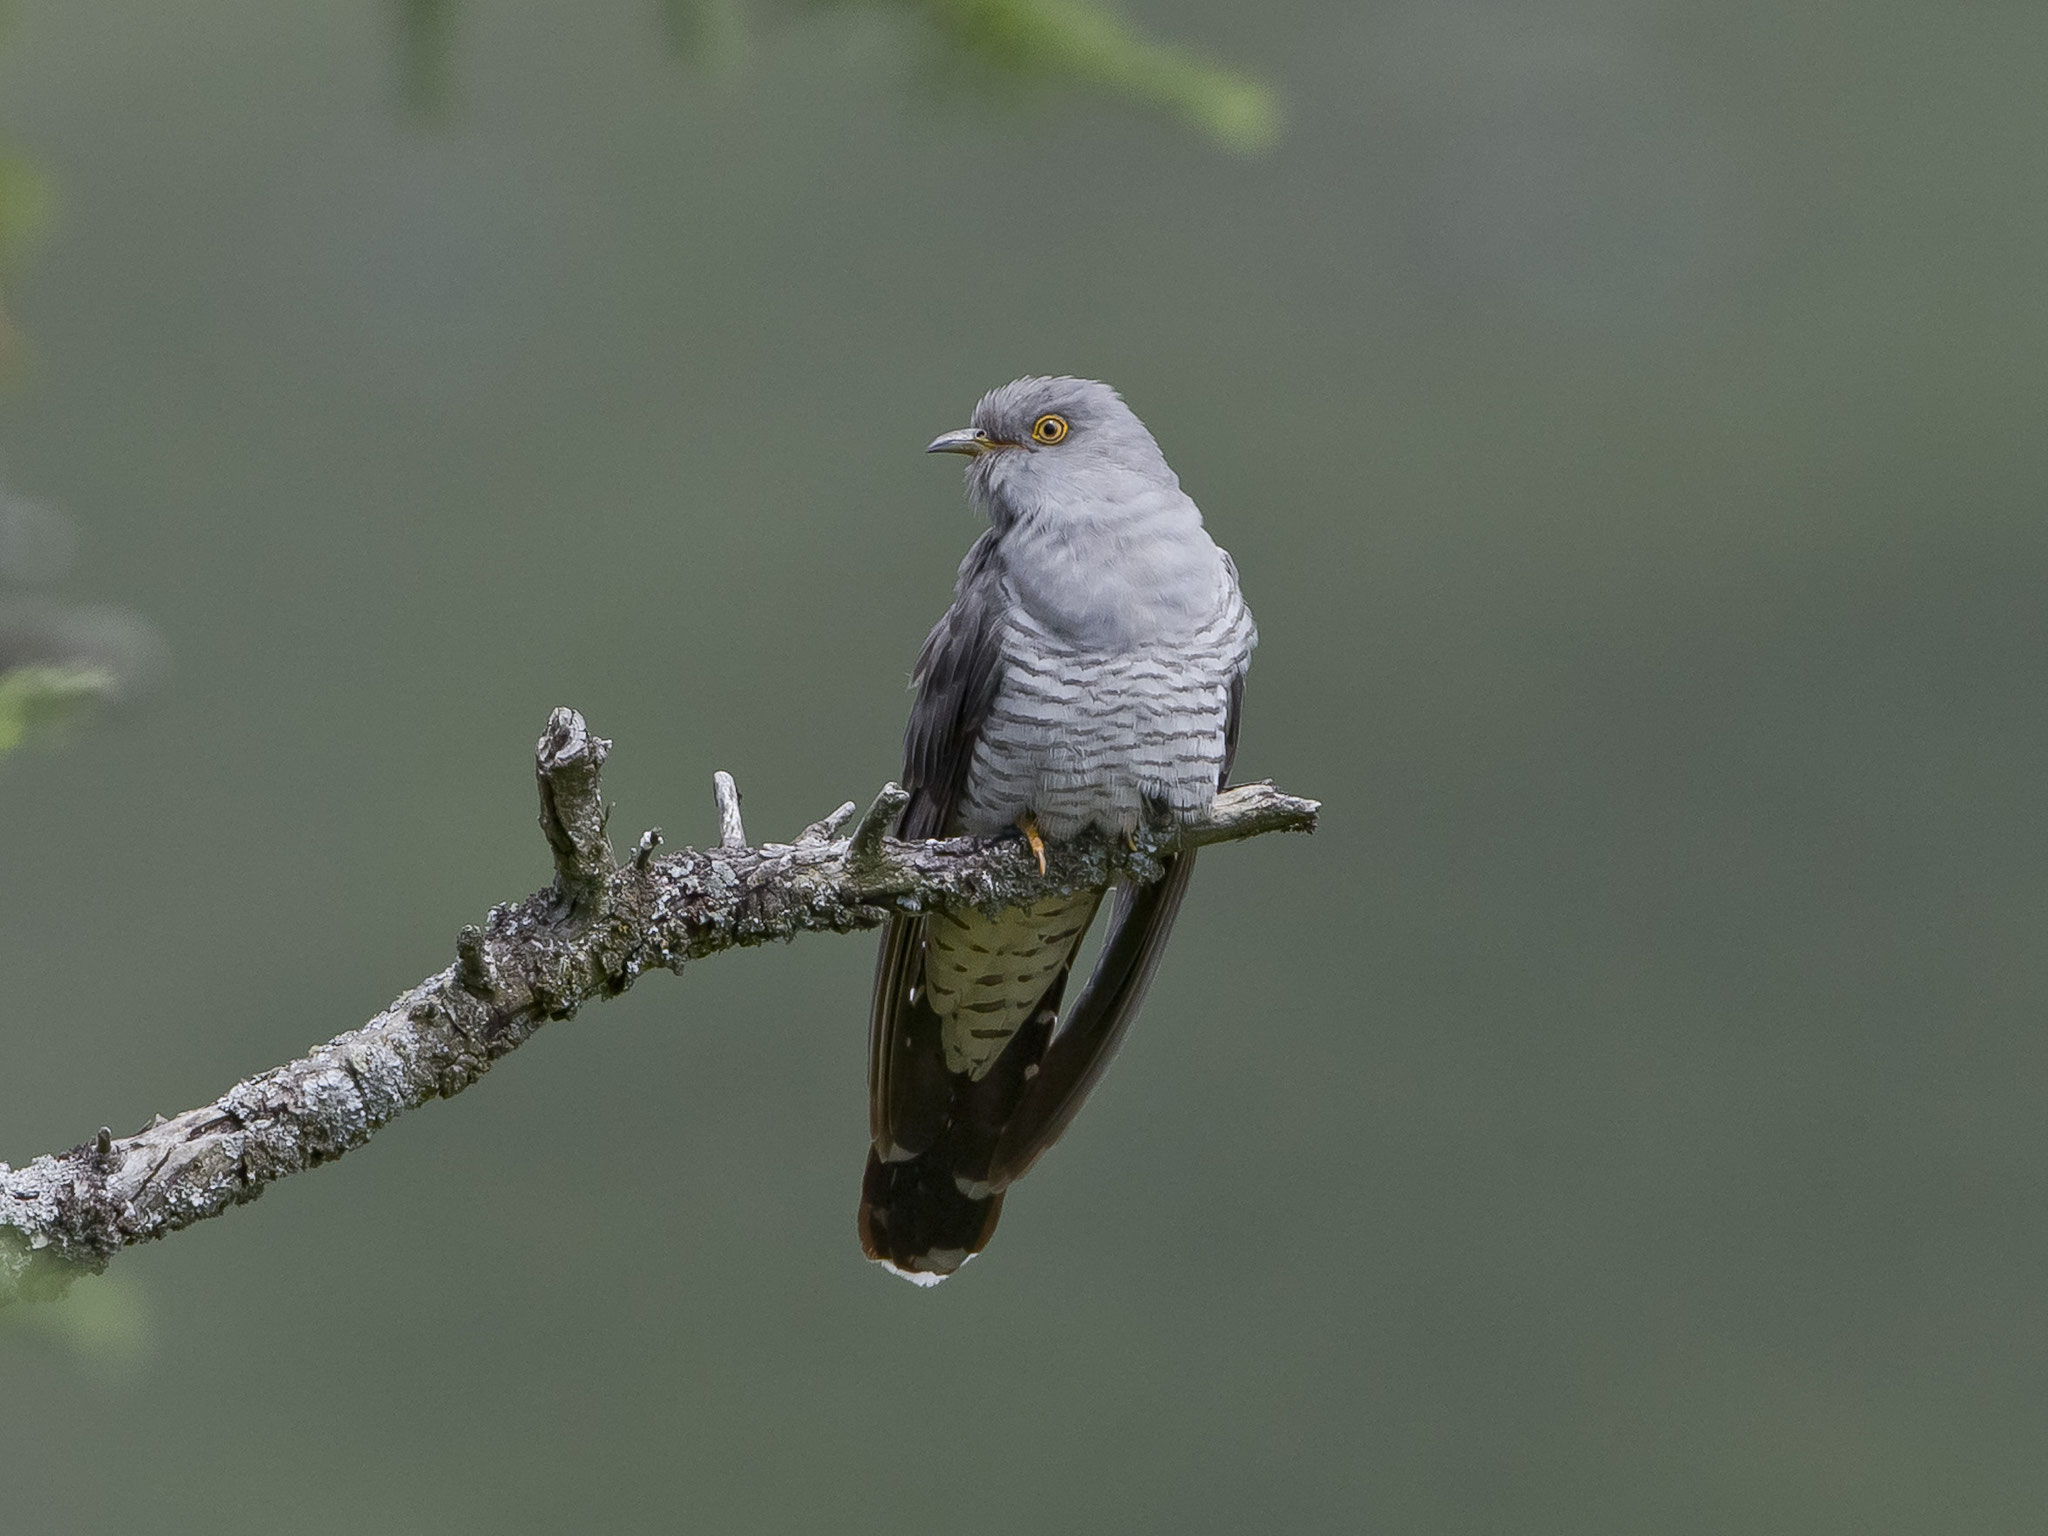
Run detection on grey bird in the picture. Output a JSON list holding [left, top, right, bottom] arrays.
[[859, 376, 1257, 1284]]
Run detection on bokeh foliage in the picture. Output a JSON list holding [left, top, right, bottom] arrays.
[[0, 153, 49, 270], [0, 3, 44, 276], [395, 0, 1278, 149], [0, 663, 115, 755], [902, 0, 1278, 152]]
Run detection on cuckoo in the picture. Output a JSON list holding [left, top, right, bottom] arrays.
[[859, 376, 1258, 1284]]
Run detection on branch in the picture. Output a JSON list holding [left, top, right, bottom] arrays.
[[0, 709, 1317, 1305]]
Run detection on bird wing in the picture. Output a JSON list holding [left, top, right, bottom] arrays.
[[868, 531, 1007, 1154], [986, 670, 1247, 1188], [900, 530, 1006, 840]]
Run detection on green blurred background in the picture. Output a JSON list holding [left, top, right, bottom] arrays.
[[3, 1, 2046, 1530]]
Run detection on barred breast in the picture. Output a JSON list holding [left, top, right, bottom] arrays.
[[957, 561, 1256, 841]]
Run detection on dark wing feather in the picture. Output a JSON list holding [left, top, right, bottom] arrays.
[[901, 529, 1006, 840], [1222, 668, 1245, 784], [988, 851, 1199, 1186], [868, 532, 1006, 1154]]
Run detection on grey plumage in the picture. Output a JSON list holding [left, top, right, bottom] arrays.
[[860, 377, 1256, 1284]]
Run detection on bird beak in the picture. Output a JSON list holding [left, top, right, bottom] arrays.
[[926, 428, 1007, 457]]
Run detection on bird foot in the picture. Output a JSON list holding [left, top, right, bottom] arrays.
[[1017, 813, 1047, 876]]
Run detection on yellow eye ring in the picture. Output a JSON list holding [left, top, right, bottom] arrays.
[[1031, 413, 1069, 445]]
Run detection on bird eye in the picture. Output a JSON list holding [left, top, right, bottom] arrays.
[[1031, 413, 1069, 445]]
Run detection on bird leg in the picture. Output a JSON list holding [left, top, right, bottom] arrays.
[[1016, 812, 1047, 875]]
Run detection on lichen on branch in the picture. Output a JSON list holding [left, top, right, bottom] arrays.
[[0, 707, 1316, 1306]]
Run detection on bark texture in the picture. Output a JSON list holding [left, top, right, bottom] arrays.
[[0, 708, 1317, 1305]]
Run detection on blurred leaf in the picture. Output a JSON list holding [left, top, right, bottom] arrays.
[[0, 1269, 151, 1365], [0, 155, 48, 269], [901, 0, 1281, 152], [0, 155, 49, 372], [392, 0, 459, 124], [385, 0, 1275, 150], [0, 662, 117, 755], [660, 0, 746, 69]]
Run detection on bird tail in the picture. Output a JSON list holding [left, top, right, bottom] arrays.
[[857, 1147, 1005, 1286], [860, 939, 1070, 1286]]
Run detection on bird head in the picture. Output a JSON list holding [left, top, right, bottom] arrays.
[[927, 376, 1179, 529]]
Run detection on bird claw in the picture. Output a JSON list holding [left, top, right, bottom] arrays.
[[1017, 813, 1047, 876]]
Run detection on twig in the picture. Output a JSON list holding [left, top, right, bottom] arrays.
[[713, 770, 746, 850], [534, 707, 612, 916], [0, 709, 1317, 1305], [848, 782, 910, 867], [798, 802, 858, 844]]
